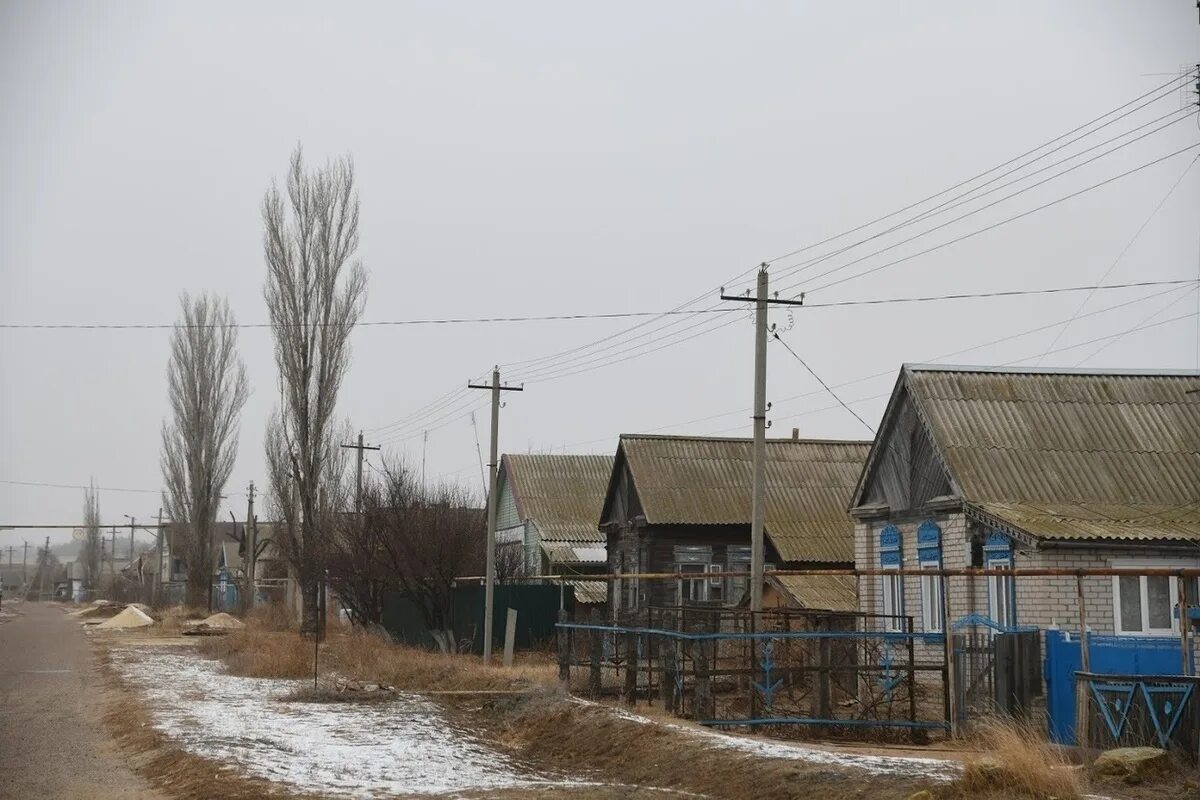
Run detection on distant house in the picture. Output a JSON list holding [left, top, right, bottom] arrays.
[[850, 364, 1200, 639], [599, 434, 871, 614], [496, 453, 613, 608]]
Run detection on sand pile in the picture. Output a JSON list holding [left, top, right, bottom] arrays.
[[183, 612, 245, 635], [73, 604, 124, 619], [96, 605, 155, 630]]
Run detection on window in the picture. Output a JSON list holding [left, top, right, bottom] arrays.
[[917, 520, 943, 633], [985, 532, 1015, 629], [1112, 563, 1200, 636], [680, 563, 708, 603], [727, 546, 751, 605], [879, 524, 904, 632]]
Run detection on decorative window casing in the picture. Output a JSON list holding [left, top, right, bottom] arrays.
[[985, 532, 1016, 629], [917, 520, 944, 633], [879, 524, 904, 632], [675, 546, 714, 605]]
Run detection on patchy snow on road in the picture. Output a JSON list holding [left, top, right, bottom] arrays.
[[586, 700, 959, 780], [110, 645, 575, 797]]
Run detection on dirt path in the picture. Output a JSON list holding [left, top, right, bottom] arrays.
[[0, 600, 163, 800]]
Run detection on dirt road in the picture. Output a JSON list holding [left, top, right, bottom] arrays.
[[0, 600, 162, 800]]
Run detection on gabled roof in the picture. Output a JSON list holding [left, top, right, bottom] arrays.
[[853, 364, 1200, 543], [607, 434, 871, 563], [500, 453, 613, 543]]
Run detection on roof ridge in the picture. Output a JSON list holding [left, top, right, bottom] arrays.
[[620, 433, 872, 446], [906, 363, 1200, 378]]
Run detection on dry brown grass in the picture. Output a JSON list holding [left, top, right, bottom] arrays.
[[200, 619, 558, 691], [951, 718, 1084, 799]]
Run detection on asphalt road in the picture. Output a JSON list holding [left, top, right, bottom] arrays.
[[0, 600, 162, 799]]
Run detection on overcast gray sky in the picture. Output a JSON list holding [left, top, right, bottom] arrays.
[[2, 1, 1198, 542]]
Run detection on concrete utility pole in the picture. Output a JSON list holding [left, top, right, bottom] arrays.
[[23, 540, 28, 585], [468, 367, 523, 663], [125, 515, 135, 566], [721, 265, 806, 612], [110, 526, 117, 574], [245, 482, 257, 608], [340, 432, 380, 514], [155, 508, 164, 604]]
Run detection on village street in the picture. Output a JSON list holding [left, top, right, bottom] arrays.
[[0, 600, 162, 800]]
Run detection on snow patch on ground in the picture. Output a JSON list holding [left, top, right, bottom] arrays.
[[111, 646, 577, 797], [582, 699, 959, 780]]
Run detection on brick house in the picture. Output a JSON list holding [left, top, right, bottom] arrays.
[[495, 453, 613, 607], [850, 364, 1200, 644], [600, 433, 870, 614]]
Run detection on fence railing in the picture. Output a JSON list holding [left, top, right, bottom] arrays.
[[557, 613, 950, 736], [1075, 671, 1200, 761]]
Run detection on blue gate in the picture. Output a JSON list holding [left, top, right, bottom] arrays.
[[1045, 630, 1191, 744]]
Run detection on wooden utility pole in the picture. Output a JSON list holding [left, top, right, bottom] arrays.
[[468, 367, 523, 662], [721, 266, 805, 611], [340, 432, 380, 514]]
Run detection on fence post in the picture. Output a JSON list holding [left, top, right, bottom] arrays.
[[1074, 674, 1090, 752], [693, 637, 712, 720], [589, 609, 602, 698], [624, 632, 638, 705], [1076, 572, 1090, 674], [557, 609, 570, 684], [818, 634, 833, 721], [906, 617, 917, 736], [1179, 571, 1191, 676], [942, 575, 958, 737], [660, 640, 676, 712]]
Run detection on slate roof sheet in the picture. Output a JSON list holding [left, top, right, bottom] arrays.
[[502, 454, 613, 543]]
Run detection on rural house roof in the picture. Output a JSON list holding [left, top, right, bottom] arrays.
[[500, 453, 614, 545], [604, 434, 871, 563], [854, 364, 1200, 543]]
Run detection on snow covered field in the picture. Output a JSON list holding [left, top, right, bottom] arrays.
[[110, 645, 576, 797]]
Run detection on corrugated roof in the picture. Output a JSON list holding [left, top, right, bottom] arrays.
[[904, 366, 1200, 542], [768, 574, 857, 612], [619, 435, 871, 563], [568, 579, 607, 605], [541, 541, 607, 565], [502, 453, 613, 543]]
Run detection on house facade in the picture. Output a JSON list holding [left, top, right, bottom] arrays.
[[600, 433, 871, 614], [850, 365, 1200, 646], [495, 453, 613, 607]]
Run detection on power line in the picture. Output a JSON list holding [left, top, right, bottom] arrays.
[[367, 75, 1199, 431], [790, 139, 1200, 297], [771, 332, 876, 435], [761, 105, 1197, 292], [1036, 152, 1200, 365]]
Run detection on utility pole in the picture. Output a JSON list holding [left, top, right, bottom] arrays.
[[23, 540, 28, 586], [245, 481, 257, 608], [421, 430, 429, 490], [720, 265, 805, 612], [340, 432, 380, 514], [155, 508, 164, 605], [38, 535, 50, 600], [110, 526, 117, 574], [468, 367, 523, 663]]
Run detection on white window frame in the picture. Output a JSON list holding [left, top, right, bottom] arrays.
[[881, 566, 904, 632], [679, 563, 708, 604], [986, 555, 1015, 630], [1111, 560, 1200, 637], [919, 556, 944, 633]]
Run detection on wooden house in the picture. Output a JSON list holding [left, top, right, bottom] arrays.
[[495, 453, 613, 608], [850, 364, 1200, 639], [600, 433, 871, 613]]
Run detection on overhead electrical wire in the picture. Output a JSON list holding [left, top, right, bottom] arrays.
[[772, 332, 877, 435], [372, 73, 1198, 431]]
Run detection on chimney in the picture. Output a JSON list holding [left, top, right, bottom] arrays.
[[792, 427, 800, 440]]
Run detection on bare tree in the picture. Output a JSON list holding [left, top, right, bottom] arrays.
[[262, 145, 368, 634], [160, 293, 249, 608], [81, 479, 101, 591]]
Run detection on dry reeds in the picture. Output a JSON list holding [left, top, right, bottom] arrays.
[[955, 718, 1083, 799], [198, 627, 314, 679]]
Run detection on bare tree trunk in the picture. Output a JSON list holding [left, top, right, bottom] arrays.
[[160, 293, 249, 610], [261, 145, 367, 636]]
